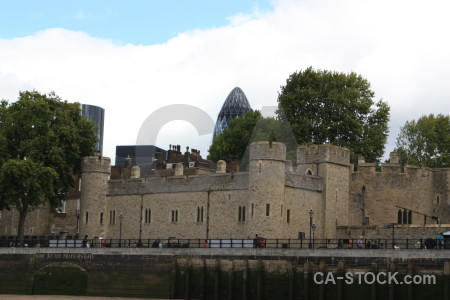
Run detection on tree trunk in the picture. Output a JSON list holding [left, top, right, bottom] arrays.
[[17, 202, 28, 246]]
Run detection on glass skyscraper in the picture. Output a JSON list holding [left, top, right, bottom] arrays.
[[81, 104, 105, 155], [213, 87, 252, 140]]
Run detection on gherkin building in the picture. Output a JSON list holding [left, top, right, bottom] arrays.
[[213, 87, 252, 139]]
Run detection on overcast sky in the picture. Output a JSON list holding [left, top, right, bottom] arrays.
[[1, 0, 449, 164]]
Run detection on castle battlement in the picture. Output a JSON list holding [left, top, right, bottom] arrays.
[[106, 172, 250, 196], [354, 163, 437, 178], [249, 141, 286, 161], [81, 156, 111, 174], [297, 144, 351, 166]]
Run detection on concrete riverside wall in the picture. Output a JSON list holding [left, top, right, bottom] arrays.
[[1, 248, 449, 299]]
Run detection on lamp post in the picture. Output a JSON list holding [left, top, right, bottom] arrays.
[[119, 212, 124, 248], [312, 223, 316, 248], [76, 207, 80, 234], [308, 209, 314, 249]]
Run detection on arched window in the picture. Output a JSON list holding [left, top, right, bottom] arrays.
[[403, 209, 407, 224], [408, 210, 412, 224], [397, 210, 402, 224], [306, 169, 313, 175]]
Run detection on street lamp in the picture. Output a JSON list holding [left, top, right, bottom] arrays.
[[119, 212, 124, 248], [76, 207, 80, 234], [312, 224, 316, 248], [308, 209, 314, 249]]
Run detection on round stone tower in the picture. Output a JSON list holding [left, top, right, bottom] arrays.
[[79, 156, 111, 238], [247, 141, 286, 238]]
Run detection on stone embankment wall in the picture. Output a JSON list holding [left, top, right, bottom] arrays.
[[0, 248, 449, 299]]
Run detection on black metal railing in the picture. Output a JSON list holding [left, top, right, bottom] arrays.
[[0, 236, 449, 249]]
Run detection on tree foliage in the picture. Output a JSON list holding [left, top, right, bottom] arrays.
[[277, 67, 390, 164], [0, 91, 97, 241], [396, 114, 450, 167], [208, 110, 278, 167]]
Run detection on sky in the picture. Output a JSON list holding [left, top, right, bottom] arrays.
[[0, 0, 449, 164]]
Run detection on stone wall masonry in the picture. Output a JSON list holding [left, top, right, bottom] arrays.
[[285, 172, 322, 191], [2, 248, 450, 299], [349, 164, 446, 227], [107, 172, 249, 196], [319, 162, 351, 239], [283, 187, 323, 238]]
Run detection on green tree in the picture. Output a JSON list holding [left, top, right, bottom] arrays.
[[208, 110, 278, 167], [0, 91, 97, 242], [396, 114, 450, 167], [277, 67, 390, 164]]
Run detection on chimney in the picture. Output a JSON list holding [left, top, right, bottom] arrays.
[[125, 155, 132, 168], [174, 163, 184, 176], [217, 160, 226, 173]]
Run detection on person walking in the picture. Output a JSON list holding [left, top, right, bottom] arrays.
[[82, 235, 88, 248], [437, 232, 444, 249]]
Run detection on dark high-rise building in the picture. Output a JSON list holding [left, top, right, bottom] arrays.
[[213, 87, 252, 139], [115, 145, 167, 166], [81, 104, 105, 155]]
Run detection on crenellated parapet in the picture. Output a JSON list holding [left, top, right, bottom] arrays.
[[297, 144, 351, 165], [81, 156, 111, 174]]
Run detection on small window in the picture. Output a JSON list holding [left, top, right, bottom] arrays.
[[189, 162, 195, 168], [397, 210, 402, 224], [437, 196, 440, 204], [110, 210, 116, 225], [197, 207, 204, 223], [287, 209, 290, 223], [100, 212, 103, 224], [238, 206, 242, 221], [408, 210, 412, 224], [242, 206, 246, 222], [363, 217, 369, 225], [145, 209, 151, 224], [266, 203, 270, 216], [172, 210, 178, 222], [306, 169, 313, 175], [85, 212, 89, 223]]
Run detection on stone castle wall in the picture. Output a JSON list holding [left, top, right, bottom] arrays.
[[1, 142, 449, 242], [349, 163, 449, 228]]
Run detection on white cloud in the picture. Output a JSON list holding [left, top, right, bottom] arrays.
[[1, 0, 449, 163]]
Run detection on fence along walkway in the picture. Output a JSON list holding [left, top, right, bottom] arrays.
[[1, 237, 449, 249]]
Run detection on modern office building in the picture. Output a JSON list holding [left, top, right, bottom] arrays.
[[213, 87, 252, 139], [81, 104, 105, 155], [115, 145, 167, 166]]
